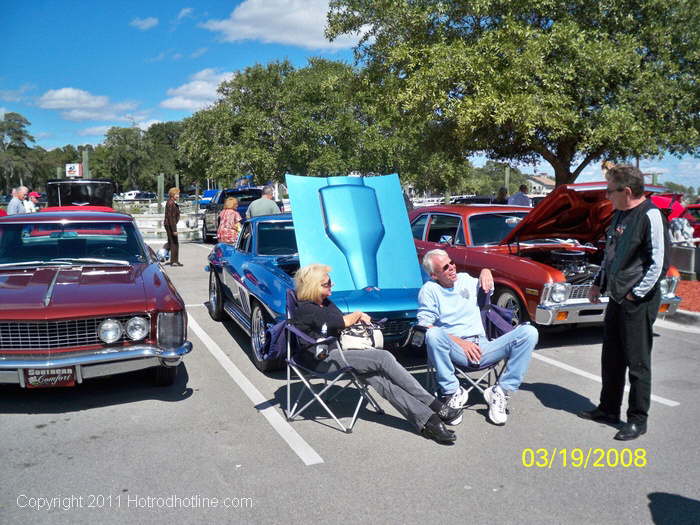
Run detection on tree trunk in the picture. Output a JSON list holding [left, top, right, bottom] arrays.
[[553, 164, 576, 187]]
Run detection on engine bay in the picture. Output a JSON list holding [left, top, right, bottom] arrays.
[[525, 248, 601, 284]]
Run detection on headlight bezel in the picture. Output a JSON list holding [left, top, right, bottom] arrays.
[[544, 282, 571, 304], [98, 318, 123, 344], [157, 311, 187, 349], [125, 316, 150, 341], [660, 276, 679, 299]]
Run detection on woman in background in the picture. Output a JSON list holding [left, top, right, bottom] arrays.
[[217, 197, 242, 244]]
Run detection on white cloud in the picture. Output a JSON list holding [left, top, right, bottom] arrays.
[[190, 47, 207, 58], [0, 84, 34, 103], [178, 8, 194, 20], [160, 68, 234, 110], [147, 51, 167, 63], [0, 107, 6, 119], [37, 87, 139, 122], [38, 88, 108, 109], [137, 119, 162, 131], [79, 125, 111, 137], [200, 0, 359, 50], [130, 17, 159, 30]]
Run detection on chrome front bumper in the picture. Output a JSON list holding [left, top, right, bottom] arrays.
[[535, 297, 682, 325], [0, 342, 193, 387]]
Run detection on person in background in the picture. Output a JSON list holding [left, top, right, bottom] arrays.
[[507, 184, 532, 207], [580, 165, 668, 440], [493, 186, 509, 204], [24, 191, 40, 213], [163, 187, 182, 267], [217, 197, 242, 244], [246, 185, 280, 219], [291, 263, 463, 444], [7, 186, 27, 215]]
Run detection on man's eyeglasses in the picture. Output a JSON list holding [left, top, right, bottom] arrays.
[[321, 279, 333, 288], [606, 186, 626, 195], [441, 260, 456, 272]]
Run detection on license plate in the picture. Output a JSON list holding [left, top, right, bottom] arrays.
[[24, 367, 76, 388]]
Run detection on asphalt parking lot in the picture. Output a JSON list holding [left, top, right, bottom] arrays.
[[2, 240, 699, 525]]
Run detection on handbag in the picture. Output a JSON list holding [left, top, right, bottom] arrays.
[[339, 322, 384, 350]]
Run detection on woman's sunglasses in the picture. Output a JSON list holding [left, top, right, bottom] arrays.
[[321, 279, 333, 288]]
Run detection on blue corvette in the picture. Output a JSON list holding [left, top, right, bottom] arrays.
[[206, 174, 423, 371]]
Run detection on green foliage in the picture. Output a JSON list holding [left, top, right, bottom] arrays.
[[0, 112, 35, 192], [327, 0, 700, 185]]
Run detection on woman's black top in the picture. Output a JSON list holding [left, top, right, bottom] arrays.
[[291, 298, 345, 352]]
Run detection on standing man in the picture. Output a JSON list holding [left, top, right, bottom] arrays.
[[7, 186, 28, 215], [507, 184, 532, 207], [163, 187, 183, 267], [418, 249, 538, 426], [24, 191, 40, 213], [246, 185, 280, 219], [579, 165, 668, 441]]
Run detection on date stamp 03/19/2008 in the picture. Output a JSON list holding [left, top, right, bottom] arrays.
[[521, 448, 648, 469]]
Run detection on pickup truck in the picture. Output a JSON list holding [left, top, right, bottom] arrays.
[[201, 187, 283, 242]]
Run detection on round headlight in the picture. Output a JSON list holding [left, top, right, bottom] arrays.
[[126, 316, 149, 341], [98, 319, 123, 344], [550, 283, 569, 303], [659, 278, 669, 297]]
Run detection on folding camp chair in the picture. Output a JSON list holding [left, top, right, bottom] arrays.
[[422, 289, 513, 405], [284, 290, 384, 433]]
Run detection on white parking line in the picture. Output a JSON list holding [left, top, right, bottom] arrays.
[[532, 352, 680, 407], [187, 314, 324, 466]]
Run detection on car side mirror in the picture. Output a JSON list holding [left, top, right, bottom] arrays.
[[439, 235, 454, 246]]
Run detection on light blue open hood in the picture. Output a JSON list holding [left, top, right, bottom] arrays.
[[286, 174, 422, 293]]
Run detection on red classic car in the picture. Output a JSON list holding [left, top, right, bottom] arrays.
[[0, 211, 192, 388], [409, 182, 682, 326]]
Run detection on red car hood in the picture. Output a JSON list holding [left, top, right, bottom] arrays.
[[500, 182, 673, 245], [0, 265, 149, 320]]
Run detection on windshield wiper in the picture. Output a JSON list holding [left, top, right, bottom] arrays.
[[0, 260, 73, 268], [51, 257, 130, 266]]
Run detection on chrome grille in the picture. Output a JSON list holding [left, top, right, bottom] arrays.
[[382, 319, 413, 338], [0, 315, 149, 351], [569, 285, 592, 300]]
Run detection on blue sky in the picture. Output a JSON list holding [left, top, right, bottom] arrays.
[[2, 0, 699, 190]]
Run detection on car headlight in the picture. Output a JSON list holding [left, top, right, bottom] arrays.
[[660, 276, 679, 299], [549, 283, 570, 303], [157, 311, 186, 348], [125, 316, 149, 341], [98, 319, 123, 344]]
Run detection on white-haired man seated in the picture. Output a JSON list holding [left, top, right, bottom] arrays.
[[417, 249, 538, 425]]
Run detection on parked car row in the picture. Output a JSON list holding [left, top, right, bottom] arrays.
[[206, 178, 683, 373]]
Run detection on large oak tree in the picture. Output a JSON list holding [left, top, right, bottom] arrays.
[[327, 0, 700, 185]]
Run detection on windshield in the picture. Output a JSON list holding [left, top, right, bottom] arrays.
[[225, 190, 262, 205], [687, 207, 700, 220], [0, 221, 146, 265], [468, 212, 529, 245], [47, 180, 115, 207], [257, 221, 297, 255]]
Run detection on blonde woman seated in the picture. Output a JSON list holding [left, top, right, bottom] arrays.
[[217, 197, 242, 244], [291, 263, 462, 444]]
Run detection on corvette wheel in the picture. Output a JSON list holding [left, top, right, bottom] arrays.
[[493, 287, 528, 326], [250, 303, 282, 372], [208, 270, 224, 321], [202, 222, 212, 243]]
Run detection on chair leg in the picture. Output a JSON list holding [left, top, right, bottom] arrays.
[[287, 368, 351, 432]]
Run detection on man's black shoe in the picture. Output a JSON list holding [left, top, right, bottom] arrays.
[[614, 422, 647, 441], [437, 404, 463, 426], [577, 407, 621, 425], [421, 419, 457, 444]]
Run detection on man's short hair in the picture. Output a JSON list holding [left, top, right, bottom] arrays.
[[422, 248, 448, 274], [607, 165, 644, 198], [262, 185, 274, 196], [519, 184, 528, 193]]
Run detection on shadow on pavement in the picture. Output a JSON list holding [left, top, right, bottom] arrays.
[[648, 492, 700, 525], [0, 364, 193, 414], [519, 381, 599, 418]]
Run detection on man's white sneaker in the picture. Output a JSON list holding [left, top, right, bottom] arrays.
[[484, 385, 508, 425], [447, 386, 469, 410]]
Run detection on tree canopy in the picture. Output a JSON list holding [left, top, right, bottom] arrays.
[[327, 0, 700, 185]]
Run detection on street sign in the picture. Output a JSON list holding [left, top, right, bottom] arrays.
[[65, 163, 83, 178]]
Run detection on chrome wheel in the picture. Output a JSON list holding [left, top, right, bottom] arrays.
[[207, 270, 223, 321], [494, 288, 526, 326]]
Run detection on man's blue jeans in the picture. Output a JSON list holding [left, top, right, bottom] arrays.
[[425, 324, 538, 396]]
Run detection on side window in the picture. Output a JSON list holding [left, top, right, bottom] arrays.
[[426, 215, 461, 243], [238, 223, 253, 253], [411, 215, 429, 240]]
